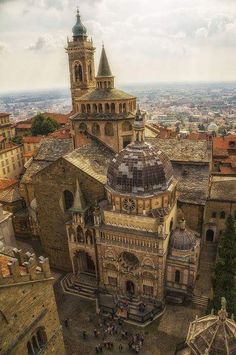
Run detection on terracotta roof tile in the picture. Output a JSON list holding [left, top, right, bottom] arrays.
[[22, 136, 44, 143], [0, 178, 18, 190]]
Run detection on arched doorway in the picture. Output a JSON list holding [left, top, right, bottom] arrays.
[[206, 229, 214, 242], [73, 251, 96, 275], [126, 280, 135, 295]]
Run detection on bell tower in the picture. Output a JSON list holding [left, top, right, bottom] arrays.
[[66, 9, 96, 112]]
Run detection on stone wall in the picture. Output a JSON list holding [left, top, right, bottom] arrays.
[[0, 255, 65, 355], [34, 157, 105, 270]]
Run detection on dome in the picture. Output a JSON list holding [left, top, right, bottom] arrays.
[[72, 10, 87, 37], [107, 141, 174, 196], [170, 220, 197, 251], [208, 122, 218, 132]]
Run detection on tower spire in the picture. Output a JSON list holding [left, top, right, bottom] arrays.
[[97, 46, 112, 77]]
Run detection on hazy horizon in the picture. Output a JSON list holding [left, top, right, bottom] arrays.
[[1, 0, 236, 92]]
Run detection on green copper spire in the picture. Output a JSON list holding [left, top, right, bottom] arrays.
[[72, 8, 87, 37], [97, 45, 112, 77]]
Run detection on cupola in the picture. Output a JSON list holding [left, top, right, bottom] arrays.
[[72, 9, 87, 39]]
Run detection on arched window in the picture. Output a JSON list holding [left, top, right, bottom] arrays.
[[108, 81, 111, 88], [111, 103, 115, 114], [93, 104, 97, 113], [123, 103, 127, 113], [77, 226, 84, 243], [175, 270, 181, 283], [64, 190, 74, 210], [27, 327, 47, 354], [206, 229, 214, 242], [220, 211, 226, 219], [104, 81, 107, 88], [86, 104, 91, 113], [98, 104, 103, 113], [119, 103, 122, 113], [88, 63, 92, 81], [92, 123, 101, 136], [75, 64, 83, 82], [105, 103, 110, 113], [212, 211, 217, 218], [78, 123, 87, 132], [105, 122, 114, 136], [122, 121, 132, 132]]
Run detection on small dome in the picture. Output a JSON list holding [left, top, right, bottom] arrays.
[[170, 221, 197, 251], [208, 122, 218, 132], [72, 10, 87, 37], [107, 142, 174, 196]]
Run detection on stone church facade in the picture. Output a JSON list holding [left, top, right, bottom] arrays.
[[27, 10, 204, 322]]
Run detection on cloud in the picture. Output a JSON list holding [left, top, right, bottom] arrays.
[[27, 33, 65, 51], [0, 41, 8, 54]]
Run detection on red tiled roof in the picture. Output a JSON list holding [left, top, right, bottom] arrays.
[[16, 123, 32, 129], [22, 136, 44, 144], [0, 178, 18, 190], [23, 152, 34, 158], [213, 135, 236, 153], [43, 112, 70, 125], [49, 129, 71, 139], [0, 113, 10, 118]]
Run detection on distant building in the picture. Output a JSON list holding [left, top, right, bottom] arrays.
[[0, 112, 15, 141], [0, 143, 24, 179], [42, 112, 70, 127], [0, 202, 16, 248], [22, 136, 45, 164], [0, 249, 65, 355], [212, 135, 236, 174], [15, 121, 32, 137], [204, 176, 236, 243]]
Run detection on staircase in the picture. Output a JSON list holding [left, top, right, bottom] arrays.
[[192, 294, 209, 308], [193, 243, 217, 309], [61, 272, 97, 300]]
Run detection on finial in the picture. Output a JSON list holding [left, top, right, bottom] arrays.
[[221, 297, 227, 310], [102, 41, 104, 48], [218, 297, 228, 321]]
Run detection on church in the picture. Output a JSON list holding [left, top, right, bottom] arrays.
[[24, 9, 203, 323]]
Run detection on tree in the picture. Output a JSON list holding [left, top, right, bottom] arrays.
[[211, 215, 236, 315], [31, 113, 60, 136]]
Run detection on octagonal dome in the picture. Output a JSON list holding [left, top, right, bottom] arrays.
[[107, 141, 174, 196], [170, 221, 197, 251]]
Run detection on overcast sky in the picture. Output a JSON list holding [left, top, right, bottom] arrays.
[[0, 0, 236, 92]]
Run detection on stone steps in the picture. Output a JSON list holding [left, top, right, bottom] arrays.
[[192, 294, 209, 308], [61, 273, 97, 300]]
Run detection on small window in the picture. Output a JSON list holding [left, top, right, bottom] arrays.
[[220, 211, 226, 219], [175, 270, 181, 283], [64, 190, 74, 210], [92, 123, 101, 136], [78, 123, 87, 132], [104, 122, 114, 136]]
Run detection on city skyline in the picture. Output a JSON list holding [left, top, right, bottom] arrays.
[[1, 0, 236, 92]]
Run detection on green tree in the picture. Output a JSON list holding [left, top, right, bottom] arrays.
[[211, 215, 236, 315], [31, 113, 59, 136]]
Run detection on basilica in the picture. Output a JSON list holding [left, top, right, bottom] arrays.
[[22, 10, 206, 323], [65, 10, 201, 321]]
